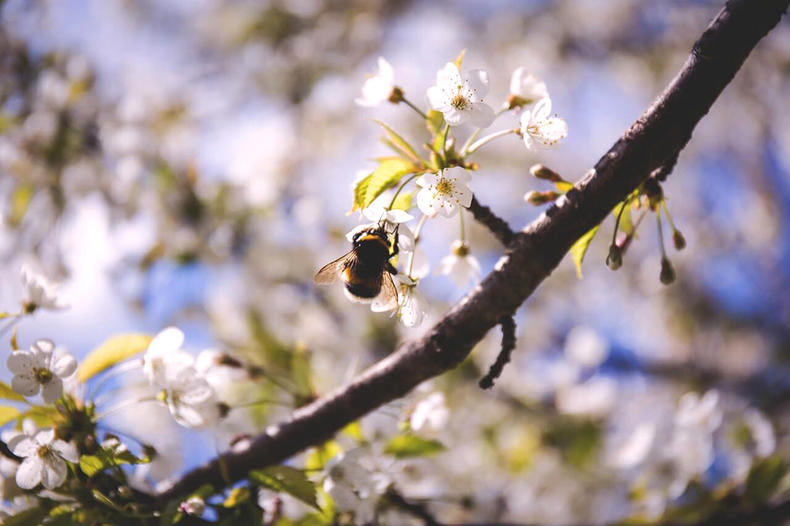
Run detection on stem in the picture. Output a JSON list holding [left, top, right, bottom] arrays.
[[87, 359, 142, 400], [387, 173, 420, 210], [612, 199, 629, 246], [401, 97, 427, 120], [459, 208, 466, 244], [228, 399, 293, 411], [96, 396, 160, 420], [464, 128, 518, 156], [460, 107, 508, 155], [656, 211, 668, 258], [441, 123, 450, 156], [661, 201, 678, 231]]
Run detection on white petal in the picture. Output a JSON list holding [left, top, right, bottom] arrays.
[[467, 103, 495, 129], [40, 377, 64, 404], [386, 209, 414, 223], [362, 205, 385, 223], [436, 62, 462, 90], [446, 166, 471, 183], [426, 86, 448, 111], [40, 455, 67, 489], [10, 436, 39, 457], [51, 440, 80, 463], [519, 109, 532, 132], [532, 97, 552, 122], [442, 108, 468, 126], [397, 226, 415, 252], [536, 118, 568, 146], [377, 57, 394, 82], [7, 352, 35, 375], [509, 67, 527, 95], [35, 429, 55, 446], [416, 188, 438, 217], [457, 186, 473, 209], [463, 69, 490, 100], [15, 457, 43, 489], [438, 199, 457, 218], [33, 339, 55, 355], [148, 327, 185, 356], [52, 354, 77, 378], [12, 375, 40, 397]]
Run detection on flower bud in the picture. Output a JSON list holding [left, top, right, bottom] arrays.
[[529, 164, 563, 183], [606, 244, 623, 270], [660, 257, 676, 285], [451, 240, 470, 257], [672, 230, 686, 251], [524, 190, 560, 206], [387, 86, 404, 104]]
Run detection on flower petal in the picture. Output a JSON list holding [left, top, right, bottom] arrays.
[[35, 429, 55, 446], [16, 457, 43, 489], [463, 69, 490, 100], [533, 97, 552, 122], [467, 103, 495, 129], [33, 339, 55, 356], [10, 436, 38, 457], [7, 352, 35, 375], [442, 108, 467, 126], [416, 188, 438, 217], [148, 327, 185, 357], [386, 209, 414, 223], [426, 86, 448, 111], [40, 376, 64, 404], [52, 354, 77, 378], [436, 62, 462, 91], [12, 375, 40, 397], [40, 455, 67, 489], [457, 185, 473, 208], [377, 57, 394, 82], [51, 439, 80, 463]]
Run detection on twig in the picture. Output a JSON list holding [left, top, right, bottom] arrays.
[[478, 316, 517, 389], [467, 196, 516, 246], [157, 0, 790, 504], [384, 489, 443, 526]]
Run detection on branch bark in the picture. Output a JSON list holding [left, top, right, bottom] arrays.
[[158, 0, 790, 503]]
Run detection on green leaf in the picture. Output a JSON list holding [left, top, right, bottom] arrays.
[[0, 381, 26, 403], [79, 447, 144, 477], [350, 158, 418, 212], [250, 465, 320, 510], [390, 191, 413, 212], [452, 49, 466, 69], [744, 456, 787, 504], [79, 455, 106, 478], [384, 433, 445, 459], [4, 507, 48, 526], [425, 110, 444, 135], [342, 421, 364, 442], [613, 200, 635, 235], [570, 224, 601, 279], [77, 333, 152, 382], [432, 124, 449, 154], [375, 121, 421, 164], [0, 406, 20, 426], [305, 440, 342, 471]]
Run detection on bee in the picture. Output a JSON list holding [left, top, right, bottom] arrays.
[[314, 224, 399, 311]]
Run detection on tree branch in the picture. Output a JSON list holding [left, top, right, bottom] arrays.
[[467, 196, 515, 245], [158, 0, 790, 504]]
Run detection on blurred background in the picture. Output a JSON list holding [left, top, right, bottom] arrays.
[[1, 0, 789, 523]]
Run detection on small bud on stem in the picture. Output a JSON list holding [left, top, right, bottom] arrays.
[[524, 190, 560, 205], [660, 257, 676, 285], [529, 164, 564, 183]]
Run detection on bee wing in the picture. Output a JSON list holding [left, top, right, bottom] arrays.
[[371, 270, 399, 312], [314, 251, 354, 285]]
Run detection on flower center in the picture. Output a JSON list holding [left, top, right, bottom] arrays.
[[435, 178, 454, 195], [34, 367, 54, 385], [37, 444, 52, 458], [450, 94, 469, 110], [452, 242, 470, 257]]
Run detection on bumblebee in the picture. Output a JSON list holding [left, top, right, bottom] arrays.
[[314, 224, 399, 311]]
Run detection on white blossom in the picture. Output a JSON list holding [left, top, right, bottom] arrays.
[[323, 449, 388, 524], [674, 390, 722, 433], [519, 97, 568, 149], [362, 204, 413, 225], [437, 240, 481, 287], [610, 422, 656, 469], [179, 496, 205, 516], [509, 68, 549, 105], [555, 376, 616, 418], [396, 275, 427, 328], [165, 364, 222, 429], [355, 57, 396, 108], [743, 408, 775, 458], [20, 265, 67, 312], [142, 326, 194, 388], [564, 326, 608, 369], [8, 429, 78, 490], [416, 167, 473, 218], [7, 340, 77, 403], [410, 392, 449, 437], [427, 62, 495, 128]]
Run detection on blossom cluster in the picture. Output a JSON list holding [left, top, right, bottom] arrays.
[[322, 55, 569, 328]]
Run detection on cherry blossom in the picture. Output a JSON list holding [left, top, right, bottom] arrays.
[[519, 97, 568, 149], [427, 62, 494, 127]]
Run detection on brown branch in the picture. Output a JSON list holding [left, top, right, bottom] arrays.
[[467, 196, 515, 245], [478, 316, 517, 389], [158, 0, 790, 504]]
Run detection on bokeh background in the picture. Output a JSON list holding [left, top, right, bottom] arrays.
[[1, 0, 789, 523]]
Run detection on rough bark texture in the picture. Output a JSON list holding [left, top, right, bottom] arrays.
[[159, 0, 790, 503]]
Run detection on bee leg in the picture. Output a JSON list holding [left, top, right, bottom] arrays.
[[391, 227, 400, 257], [386, 261, 398, 275]]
